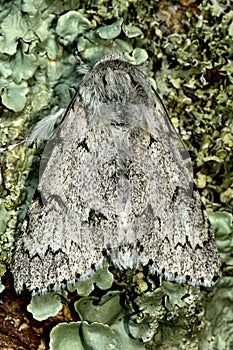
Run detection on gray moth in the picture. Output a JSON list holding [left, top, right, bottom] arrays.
[[12, 55, 221, 294]]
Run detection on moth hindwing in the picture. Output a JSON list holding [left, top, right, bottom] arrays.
[[12, 57, 221, 294]]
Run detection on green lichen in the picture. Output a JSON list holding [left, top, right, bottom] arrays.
[[50, 291, 145, 350], [48, 279, 227, 349], [207, 210, 233, 266], [27, 290, 68, 321], [205, 277, 233, 350], [50, 321, 145, 350], [68, 261, 114, 296]]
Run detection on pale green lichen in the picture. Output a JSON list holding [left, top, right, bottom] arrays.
[[49, 279, 228, 349], [27, 290, 68, 321], [205, 277, 233, 350], [50, 321, 145, 350], [50, 322, 84, 350], [207, 210, 233, 266], [50, 291, 145, 350], [68, 261, 114, 296]]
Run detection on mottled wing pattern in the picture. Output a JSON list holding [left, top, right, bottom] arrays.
[[12, 57, 221, 293], [12, 106, 104, 293]]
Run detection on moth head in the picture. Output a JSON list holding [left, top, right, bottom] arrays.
[[77, 52, 148, 81]]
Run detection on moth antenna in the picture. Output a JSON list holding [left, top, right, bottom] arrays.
[[0, 140, 25, 153]]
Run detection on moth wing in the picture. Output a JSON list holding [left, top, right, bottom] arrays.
[[151, 90, 193, 174], [12, 102, 107, 293], [110, 101, 221, 287], [149, 100, 221, 286]]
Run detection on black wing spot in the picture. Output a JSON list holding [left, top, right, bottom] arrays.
[[77, 138, 90, 152]]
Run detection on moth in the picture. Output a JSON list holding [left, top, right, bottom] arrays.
[[12, 55, 221, 294]]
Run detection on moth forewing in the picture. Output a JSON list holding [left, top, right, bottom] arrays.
[[12, 57, 221, 294]]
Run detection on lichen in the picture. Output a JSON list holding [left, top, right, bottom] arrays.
[[27, 290, 68, 321]]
